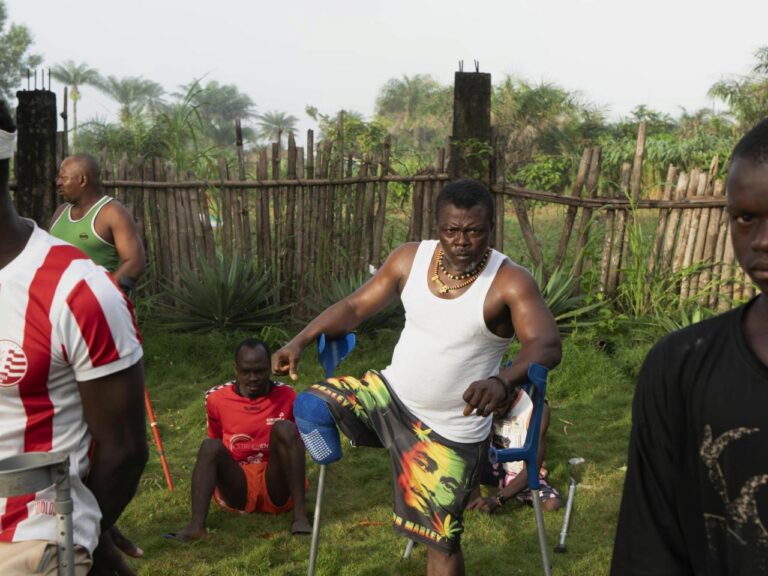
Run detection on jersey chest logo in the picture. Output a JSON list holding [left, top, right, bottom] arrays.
[[0, 339, 28, 387]]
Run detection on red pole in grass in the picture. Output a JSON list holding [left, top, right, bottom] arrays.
[[144, 387, 174, 491]]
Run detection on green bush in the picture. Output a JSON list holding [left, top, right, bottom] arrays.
[[157, 252, 290, 334]]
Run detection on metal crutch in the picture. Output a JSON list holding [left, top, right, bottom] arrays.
[[554, 456, 585, 553], [307, 332, 356, 576], [0, 452, 74, 576], [490, 363, 552, 576]]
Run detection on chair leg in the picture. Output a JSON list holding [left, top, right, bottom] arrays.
[[402, 539, 415, 560], [308, 464, 327, 576], [531, 489, 552, 576]]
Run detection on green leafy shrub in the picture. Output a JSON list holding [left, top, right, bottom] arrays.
[[532, 263, 606, 334], [304, 269, 404, 336], [157, 252, 290, 333]]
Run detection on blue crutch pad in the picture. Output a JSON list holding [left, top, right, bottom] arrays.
[[294, 392, 343, 465], [489, 363, 549, 491]]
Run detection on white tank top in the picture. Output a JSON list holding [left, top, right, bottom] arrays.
[[381, 240, 513, 442]]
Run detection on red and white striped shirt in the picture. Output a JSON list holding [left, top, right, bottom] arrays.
[[0, 222, 143, 554]]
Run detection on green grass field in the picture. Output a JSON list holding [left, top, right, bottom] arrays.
[[114, 321, 651, 575]]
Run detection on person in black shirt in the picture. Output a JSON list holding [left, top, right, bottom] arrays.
[[611, 118, 768, 575]]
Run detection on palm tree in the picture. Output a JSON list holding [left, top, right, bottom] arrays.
[[96, 75, 165, 124], [50, 60, 102, 151], [256, 110, 298, 146], [176, 79, 257, 146], [374, 74, 450, 152], [708, 46, 768, 130]]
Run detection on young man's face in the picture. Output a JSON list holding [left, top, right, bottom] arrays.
[[436, 203, 493, 275], [727, 156, 768, 294], [234, 345, 272, 399]]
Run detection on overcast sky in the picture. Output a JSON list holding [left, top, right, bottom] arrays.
[[6, 0, 767, 141]]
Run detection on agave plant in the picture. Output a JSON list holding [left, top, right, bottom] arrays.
[[532, 263, 606, 333], [158, 252, 290, 333], [303, 269, 404, 336]]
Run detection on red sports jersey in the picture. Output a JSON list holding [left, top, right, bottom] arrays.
[[0, 223, 143, 554], [205, 382, 296, 464]]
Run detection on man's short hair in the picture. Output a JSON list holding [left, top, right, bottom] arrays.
[[435, 179, 495, 224], [66, 154, 102, 184], [731, 118, 768, 165], [234, 338, 271, 363]]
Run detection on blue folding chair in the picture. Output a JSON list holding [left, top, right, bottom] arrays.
[[305, 332, 356, 576], [490, 363, 552, 576]]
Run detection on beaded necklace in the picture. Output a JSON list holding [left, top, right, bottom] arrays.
[[431, 248, 491, 294]]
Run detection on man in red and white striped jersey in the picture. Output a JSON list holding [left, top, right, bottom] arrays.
[[0, 99, 148, 575]]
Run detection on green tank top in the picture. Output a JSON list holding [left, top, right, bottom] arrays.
[[50, 195, 121, 273]]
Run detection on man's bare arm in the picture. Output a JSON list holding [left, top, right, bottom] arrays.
[[463, 263, 561, 416], [272, 243, 416, 379], [102, 202, 146, 284], [78, 361, 148, 531]]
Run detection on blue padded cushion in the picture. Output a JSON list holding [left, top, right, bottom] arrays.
[[294, 392, 342, 465]]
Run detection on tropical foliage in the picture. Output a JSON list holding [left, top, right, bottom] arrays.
[[50, 60, 101, 151], [0, 1, 41, 100], [157, 252, 289, 333]]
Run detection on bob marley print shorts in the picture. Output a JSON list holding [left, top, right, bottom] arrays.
[[306, 370, 486, 552]]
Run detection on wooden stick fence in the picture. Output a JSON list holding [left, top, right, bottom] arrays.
[[90, 123, 753, 313]]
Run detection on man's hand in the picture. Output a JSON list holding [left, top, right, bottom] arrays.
[[462, 377, 508, 417], [0, 99, 15, 133], [466, 495, 501, 514], [88, 530, 136, 576], [271, 342, 304, 381]]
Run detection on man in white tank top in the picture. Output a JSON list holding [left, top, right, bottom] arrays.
[[274, 179, 561, 575]]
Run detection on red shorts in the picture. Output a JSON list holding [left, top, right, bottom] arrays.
[[213, 462, 295, 514]]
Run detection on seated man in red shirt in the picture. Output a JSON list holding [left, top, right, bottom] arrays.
[[167, 338, 310, 539]]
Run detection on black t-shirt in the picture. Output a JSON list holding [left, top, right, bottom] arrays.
[[611, 300, 768, 575]]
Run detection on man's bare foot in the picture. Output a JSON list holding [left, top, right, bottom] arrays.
[[162, 527, 208, 542], [291, 518, 312, 536], [110, 525, 144, 558]]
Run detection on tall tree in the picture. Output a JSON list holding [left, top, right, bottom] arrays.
[[0, 1, 42, 100], [96, 75, 165, 124], [256, 110, 298, 146], [708, 46, 768, 130], [374, 74, 451, 154], [177, 79, 256, 146], [50, 60, 102, 151]]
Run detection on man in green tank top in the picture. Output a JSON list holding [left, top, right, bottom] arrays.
[[50, 154, 145, 298]]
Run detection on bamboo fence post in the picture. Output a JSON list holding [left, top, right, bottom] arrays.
[[306, 130, 316, 278], [648, 164, 677, 273], [672, 170, 702, 273], [697, 179, 725, 304], [352, 160, 368, 267], [510, 193, 544, 270], [181, 171, 200, 272], [554, 147, 591, 269], [491, 130, 506, 252], [173, 167, 193, 274], [421, 172, 433, 240], [364, 156, 377, 265], [217, 158, 232, 264], [678, 172, 708, 302], [411, 180, 424, 241], [659, 171, 690, 274], [271, 143, 282, 298], [165, 165, 182, 286], [571, 146, 601, 279], [142, 160, 159, 293], [687, 170, 717, 298], [710, 187, 731, 309], [285, 135, 298, 299], [372, 135, 391, 266], [296, 146, 306, 297], [235, 115, 252, 261], [153, 158, 172, 284], [187, 178, 206, 268], [607, 163, 631, 296], [617, 125, 645, 287], [258, 149, 270, 267]]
